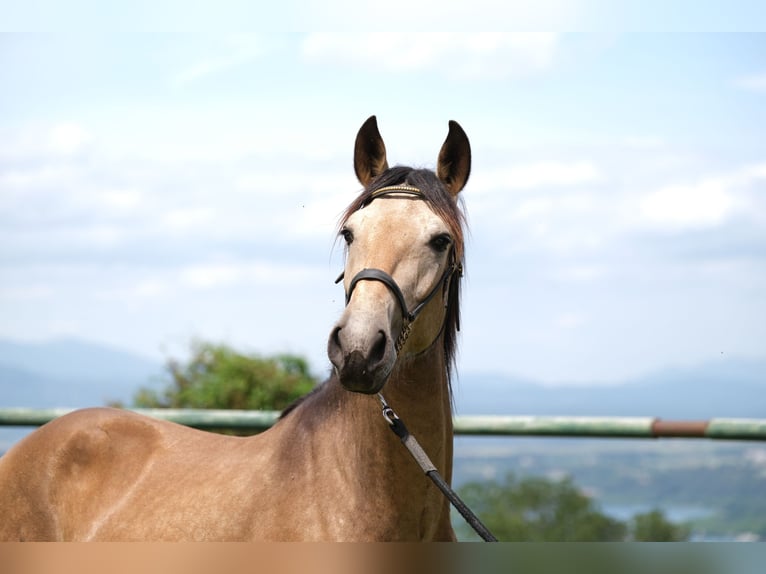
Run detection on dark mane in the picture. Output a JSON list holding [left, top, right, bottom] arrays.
[[339, 165, 467, 387], [280, 383, 323, 419]]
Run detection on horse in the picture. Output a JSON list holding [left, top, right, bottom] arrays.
[[0, 115, 471, 541]]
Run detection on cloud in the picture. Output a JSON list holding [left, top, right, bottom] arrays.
[[0, 117, 356, 275], [735, 72, 766, 93], [622, 136, 666, 150], [302, 33, 559, 79], [0, 285, 55, 302], [300, 0, 580, 29], [640, 180, 734, 228], [555, 311, 587, 330], [96, 279, 172, 302], [179, 261, 321, 290], [162, 207, 216, 232], [48, 122, 92, 155], [638, 163, 766, 230], [466, 160, 607, 253], [96, 189, 145, 213], [475, 161, 604, 192], [0, 123, 92, 160], [466, 153, 766, 266], [171, 36, 264, 86], [553, 265, 608, 283]]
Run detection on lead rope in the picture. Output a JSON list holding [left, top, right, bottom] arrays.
[[377, 393, 498, 542]]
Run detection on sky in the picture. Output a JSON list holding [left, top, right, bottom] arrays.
[[1, 33, 765, 385]]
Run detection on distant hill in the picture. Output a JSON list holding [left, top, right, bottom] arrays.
[[454, 357, 766, 419], [0, 338, 163, 408]]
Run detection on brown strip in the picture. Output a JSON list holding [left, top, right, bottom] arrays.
[[651, 419, 710, 438]]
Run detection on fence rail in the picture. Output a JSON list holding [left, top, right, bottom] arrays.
[[1, 408, 765, 441]]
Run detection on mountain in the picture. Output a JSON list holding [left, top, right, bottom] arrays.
[[453, 357, 766, 419], [0, 338, 163, 408]]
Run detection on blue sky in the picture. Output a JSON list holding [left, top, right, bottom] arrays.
[[1, 33, 765, 384]]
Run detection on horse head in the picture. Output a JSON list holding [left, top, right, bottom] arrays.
[[328, 116, 470, 394]]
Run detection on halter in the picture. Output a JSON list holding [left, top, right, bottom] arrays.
[[335, 185, 462, 353]]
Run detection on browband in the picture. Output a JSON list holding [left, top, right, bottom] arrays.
[[368, 185, 422, 201]]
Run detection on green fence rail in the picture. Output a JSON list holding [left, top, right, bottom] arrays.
[[1, 408, 765, 441]]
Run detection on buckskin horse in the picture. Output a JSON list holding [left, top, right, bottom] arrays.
[[0, 115, 471, 541]]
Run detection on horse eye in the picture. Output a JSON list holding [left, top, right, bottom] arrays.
[[340, 228, 354, 245], [430, 234, 452, 253]]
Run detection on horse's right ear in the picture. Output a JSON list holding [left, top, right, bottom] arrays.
[[354, 115, 389, 188]]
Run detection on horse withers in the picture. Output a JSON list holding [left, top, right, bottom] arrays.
[[0, 116, 471, 541]]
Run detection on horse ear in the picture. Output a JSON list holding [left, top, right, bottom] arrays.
[[437, 120, 471, 196], [354, 115, 389, 188]]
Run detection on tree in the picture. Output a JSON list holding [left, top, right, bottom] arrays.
[[630, 509, 690, 541], [132, 341, 317, 411], [458, 473, 688, 542], [458, 473, 627, 541]]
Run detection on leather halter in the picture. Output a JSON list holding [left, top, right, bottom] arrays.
[[335, 185, 462, 353]]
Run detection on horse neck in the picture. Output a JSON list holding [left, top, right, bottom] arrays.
[[311, 341, 453, 477], [381, 345, 454, 465]]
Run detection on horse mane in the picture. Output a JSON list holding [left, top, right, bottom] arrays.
[[279, 383, 323, 419]]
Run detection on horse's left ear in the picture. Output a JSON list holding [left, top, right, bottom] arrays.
[[437, 120, 471, 197]]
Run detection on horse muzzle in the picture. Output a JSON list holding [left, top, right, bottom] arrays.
[[327, 319, 396, 394]]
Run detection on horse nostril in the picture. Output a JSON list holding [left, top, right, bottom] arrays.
[[370, 330, 387, 368], [328, 326, 344, 369], [332, 326, 342, 350]]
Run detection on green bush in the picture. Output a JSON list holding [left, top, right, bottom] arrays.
[[133, 341, 317, 411]]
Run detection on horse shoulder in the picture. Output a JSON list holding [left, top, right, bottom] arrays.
[[0, 407, 165, 540]]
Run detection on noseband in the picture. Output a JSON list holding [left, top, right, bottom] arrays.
[[335, 185, 462, 353]]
